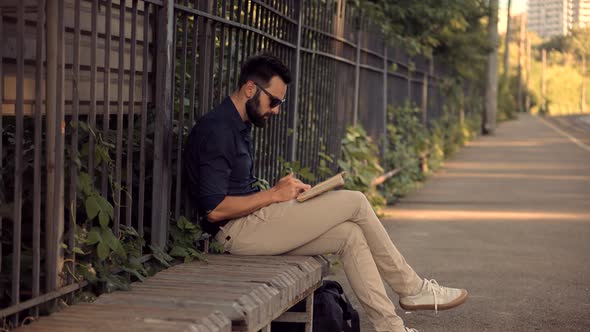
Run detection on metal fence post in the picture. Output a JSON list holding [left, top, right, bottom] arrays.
[[421, 67, 428, 126], [45, 0, 65, 296], [198, 0, 214, 115], [382, 45, 388, 155], [151, 0, 175, 248], [353, 26, 361, 126], [288, 0, 303, 162]]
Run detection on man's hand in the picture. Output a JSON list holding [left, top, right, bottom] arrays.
[[207, 174, 311, 223], [270, 173, 311, 203]]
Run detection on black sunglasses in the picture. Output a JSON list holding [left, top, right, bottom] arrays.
[[254, 82, 285, 108]]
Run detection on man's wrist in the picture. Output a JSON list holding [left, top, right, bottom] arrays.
[[263, 188, 279, 205]]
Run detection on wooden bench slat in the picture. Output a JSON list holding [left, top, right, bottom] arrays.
[[17, 255, 328, 332]]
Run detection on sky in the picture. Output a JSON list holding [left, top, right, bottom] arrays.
[[498, 0, 528, 33], [500, 0, 527, 14]]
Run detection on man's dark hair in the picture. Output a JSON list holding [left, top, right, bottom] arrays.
[[237, 54, 292, 87]]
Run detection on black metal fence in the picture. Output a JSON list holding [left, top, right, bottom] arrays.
[[1, 0, 452, 326]]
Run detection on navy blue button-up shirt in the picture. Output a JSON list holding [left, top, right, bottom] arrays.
[[184, 97, 259, 236]]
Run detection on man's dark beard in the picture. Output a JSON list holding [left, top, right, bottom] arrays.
[[245, 91, 267, 128]]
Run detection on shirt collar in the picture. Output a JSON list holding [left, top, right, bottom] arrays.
[[222, 96, 251, 133]]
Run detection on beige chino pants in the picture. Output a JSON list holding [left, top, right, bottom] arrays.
[[215, 190, 423, 332]]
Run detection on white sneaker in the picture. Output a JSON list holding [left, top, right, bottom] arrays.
[[400, 278, 468, 312]]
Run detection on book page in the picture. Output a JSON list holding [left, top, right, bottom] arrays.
[[296, 172, 346, 202]]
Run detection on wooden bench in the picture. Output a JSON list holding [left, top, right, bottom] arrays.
[[17, 254, 329, 332]]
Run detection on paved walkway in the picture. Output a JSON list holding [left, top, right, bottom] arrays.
[[329, 113, 590, 331]]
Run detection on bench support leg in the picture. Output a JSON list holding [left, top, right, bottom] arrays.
[[304, 293, 314, 332], [272, 292, 315, 331]]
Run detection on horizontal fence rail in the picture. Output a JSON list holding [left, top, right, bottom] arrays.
[[0, 0, 469, 328]]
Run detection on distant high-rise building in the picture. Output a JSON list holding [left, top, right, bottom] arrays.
[[573, 0, 590, 28], [527, 0, 590, 38]]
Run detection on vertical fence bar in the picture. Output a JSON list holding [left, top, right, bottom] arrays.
[[68, 0, 82, 287], [288, 1, 303, 161], [188, 1, 199, 125], [126, 0, 138, 227], [114, 0, 126, 235], [234, 0, 243, 87], [54, 0, 66, 291], [32, 0, 46, 318], [207, 2, 216, 108], [0, 7, 4, 277], [102, 0, 112, 196], [12, 1, 25, 323], [89, 0, 98, 180], [45, 0, 64, 298], [138, 2, 150, 238], [382, 45, 387, 155], [217, 2, 226, 103], [353, 27, 360, 126], [167, 4, 176, 230], [198, 0, 213, 115], [224, 1, 234, 97], [175, 2, 189, 220], [421, 69, 428, 126], [541, 48, 546, 112], [151, 0, 175, 247], [244, 0, 253, 58]]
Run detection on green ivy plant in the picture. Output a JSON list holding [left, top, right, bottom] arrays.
[[338, 126, 386, 212], [167, 216, 208, 263], [383, 103, 429, 201]]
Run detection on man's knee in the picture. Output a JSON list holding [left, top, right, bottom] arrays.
[[342, 222, 368, 252], [339, 190, 370, 209]]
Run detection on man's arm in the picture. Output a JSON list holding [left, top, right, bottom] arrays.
[[207, 174, 310, 222]]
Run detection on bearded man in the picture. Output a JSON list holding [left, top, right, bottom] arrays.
[[184, 54, 468, 332]]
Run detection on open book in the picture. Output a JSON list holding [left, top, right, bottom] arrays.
[[296, 172, 346, 203]]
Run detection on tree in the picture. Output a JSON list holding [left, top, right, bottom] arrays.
[[503, 0, 512, 78], [485, 0, 499, 134]]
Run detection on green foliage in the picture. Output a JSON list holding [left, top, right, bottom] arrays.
[[252, 177, 271, 191], [528, 48, 587, 115], [383, 103, 429, 200], [338, 126, 386, 211], [357, 0, 490, 83], [383, 94, 481, 203], [501, 28, 589, 116], [279, 158, 317, 182], [168, 216, 208, 263], [70, 171, 149, 292], [60, 121, 208, 297], [497, 75, 519, 121], [278, 151, 335, 184]]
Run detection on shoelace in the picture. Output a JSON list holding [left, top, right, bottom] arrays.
[[404, 327, 419, 332], [423, 279, 448, 313]]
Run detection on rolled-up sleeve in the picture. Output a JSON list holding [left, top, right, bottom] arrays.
[[197, 127, 235, 213]]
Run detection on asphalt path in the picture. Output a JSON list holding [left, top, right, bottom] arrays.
[[328, 113, 590, 331]]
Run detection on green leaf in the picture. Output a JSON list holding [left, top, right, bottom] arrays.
[[85, 196, 100, 220], [169, 246, 188, 257], [149, 245, 173, 267], [101, 228, 126, 258], [77, 172, 93, 196], [73, 247, 86, 255], [78, 121, 89, 132], [120, 225, 140, 237], [121, 266, 147, 282], [97, 241, 110, 261], [209, 241, 225, 254], [87, 228, 102, 245], [60, 243, 68, 249], [98, 212, 110, 229], [96, 195, 114, 220], [177, 216, 195, 231]]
